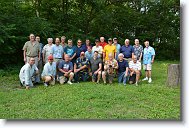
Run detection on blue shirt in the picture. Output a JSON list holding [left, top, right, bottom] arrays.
[[76, 45, 85, 58], [85, 51, 93, 60], [82, 44, 92, 52], [76, 57, 90, 72], [114, 43, 121, 60], [64, 46, 76, 58], [51, 45, 64, 59], [117, 59, 129, 73], [120, 45, 134, 58], [143, 46, 155, 64], [41, 62, 56, 77], [58, 60, 73, 76]]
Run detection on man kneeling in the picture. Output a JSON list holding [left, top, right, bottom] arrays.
[[41, 55, 56, 86], [129, 55, 141, 86], [19, 57, 39, 89], [58, 54, 74, 85]]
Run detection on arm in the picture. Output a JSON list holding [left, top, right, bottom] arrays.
[[70, 53, 76, 60], [139, 53, 142, 62], [151, 55, 155, 63], [125, 67, 129, 76], [24, 67, 31, 86], [23, 50, 27, 63]]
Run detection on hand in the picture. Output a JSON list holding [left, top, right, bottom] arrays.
[[151, 60, 154, 64], [64, 72, 68, 77], [74, 69, 79, 73], [94, 71, 98, 75]]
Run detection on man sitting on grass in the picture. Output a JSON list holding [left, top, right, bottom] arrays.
[[41, 55, 56, 87], [90, 51, 102, 84], [19, 57, 39, 89], [58, 54, 74, 85], [74, 52, 90, 83], [117, 53, 129, 86], [129, 55, 141, 86], [102, 53, 118, 84]]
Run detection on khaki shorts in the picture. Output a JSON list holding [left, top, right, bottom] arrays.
[[59, 72, 74, 84], [143, 64, 152, 71], [41, 76, 55, 85]]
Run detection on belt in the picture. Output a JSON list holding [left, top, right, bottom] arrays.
[[27, 56, 37, 57]]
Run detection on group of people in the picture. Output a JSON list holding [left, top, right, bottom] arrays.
[[19, 34, 155, 89]]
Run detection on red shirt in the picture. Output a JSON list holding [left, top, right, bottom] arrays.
[[99, 42, 107, 49]]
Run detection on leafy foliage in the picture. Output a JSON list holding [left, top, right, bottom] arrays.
[[0, 0, 180, 66]]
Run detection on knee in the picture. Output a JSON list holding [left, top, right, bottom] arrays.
[[102, 71, 106, 76], [69, 72, 74, 77], [98, 71, 102, 75]]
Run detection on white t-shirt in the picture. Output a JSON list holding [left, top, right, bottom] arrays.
[[42, 44, 55, 63], [129, 60, 141, 70], [92, 46, 103, 57]]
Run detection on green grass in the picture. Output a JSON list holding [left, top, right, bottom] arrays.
[[0, 61, 180, 119]]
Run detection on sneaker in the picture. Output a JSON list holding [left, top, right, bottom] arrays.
[[135, 82, 138, 86], [26, 86, 30, 90], [148, 78, 152, 83], [44, 82, 48, 87], [123, 83, 126, 86], [142, 77, 148, 81], [67, 81, 73, 85]]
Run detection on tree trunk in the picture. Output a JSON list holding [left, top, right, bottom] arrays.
[[166, 64, 180, 87]]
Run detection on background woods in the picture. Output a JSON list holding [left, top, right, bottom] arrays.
[[0, 0, 180, 67]]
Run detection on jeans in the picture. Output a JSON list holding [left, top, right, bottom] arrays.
[[74, 71, 89, 82], [118, 71, 128, 85]]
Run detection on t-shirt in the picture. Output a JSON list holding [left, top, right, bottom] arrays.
[[120, 45, 134, 58], [143, 46, 155, 64], [75, 57, 90, 72], [64, 46, 76, 58], [75, 45, 85, 58], [51, 45, 64, 59], [117, 59, 129, 73], [23, 41, 40, 57], [82, 44, 92, 52], [58, 60, 73, 76], [133, 45, 143, 60], [103, 44, 116, 61], [92, 46, 103, 58], [129, 60, 141, 70], [90, 57, 102, 73], [85, 51, 93, 61], [99, 42, 107, 49]]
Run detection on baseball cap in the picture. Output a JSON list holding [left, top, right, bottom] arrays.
[[48, 55, 53, 60], [80, 52, 85, 56]]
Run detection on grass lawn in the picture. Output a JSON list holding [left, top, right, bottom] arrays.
[[0, 61, 180, 119]]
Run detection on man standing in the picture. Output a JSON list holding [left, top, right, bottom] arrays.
[[113, 37, 121, 60], [85, 46, 93, 60], [99, 37, 107, 49], [23, 34, 40, 66], [19, 57, 39, 89], [74, 52, 90, 83], [51, 37, 64, 63], [64, 39, 77, 64], [129, 55, 142, 86], [58, 54, 74, 85], [133, 39, 143, 61], [103, 38, 116, 62], [42, 38, 55, 64], [102, 53, 118, 84], [75, 39, 85, 59], [41, 55, 56, 87], [142, 41, 155, 83], [61, 36, 67, 49], [90, 51, 102, 83], [92, 39, 103, 58], [82, 39, 92, 52], [120, 39, 134, 62], [117, 53, 129, 86]]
